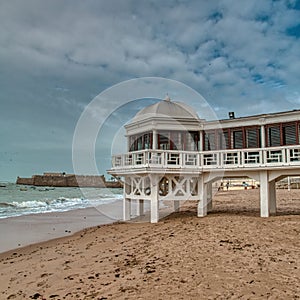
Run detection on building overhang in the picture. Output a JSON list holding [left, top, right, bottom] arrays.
[[125, 116, 202, 136], [205, 109, 300, 130]]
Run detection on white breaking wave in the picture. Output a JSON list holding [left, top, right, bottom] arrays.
[[0, 194, 123, 219]]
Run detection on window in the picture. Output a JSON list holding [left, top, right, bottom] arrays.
[[218, 130, 229, 149], [186, 131, 199, 151], [129, 132, 152, 151], [204, 131, 216, 150], [232, 130, 243, 149], [144, 133, 152, 149], [282, 123, 296, 145], [246, 127, 260, 148], [159, 133, 170, 150], [137, 136, 143, 150], [171, 132, 182, 150], [268, 126, 281, 147]]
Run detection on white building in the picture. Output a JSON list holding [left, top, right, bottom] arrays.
[[108, 96, 300, 222]]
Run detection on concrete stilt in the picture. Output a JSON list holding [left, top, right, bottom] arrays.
[[207, 182, 213, 212], [260, 171, 270, 217], [150, 197, 159, 223], [197, 176, 208, 217], [174, 200, 180, 212], [269, 180, 277, 214], [123, 178, 131, 221], [123, 198, 131, 221], [150, 175, 159, 223]]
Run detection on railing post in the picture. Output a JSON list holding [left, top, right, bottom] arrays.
[[241, 150, 245, 166], [162, 152, 166, 167], [219, 152, 223, 167], [282, 148, 286, 164], [263, 149, 267, 165], [286, 148, 291, 163], [179, 152, 183, 166]]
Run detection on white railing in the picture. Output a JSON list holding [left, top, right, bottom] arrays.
[[111, 145, 300, 170]]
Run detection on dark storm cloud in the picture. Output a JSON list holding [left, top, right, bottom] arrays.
[[0, 0, 300, 180]]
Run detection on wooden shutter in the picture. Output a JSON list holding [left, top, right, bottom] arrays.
[[283, 123, 296, 145], [233, 130, 243, 149], [268, 126, 280, 147], [246, 128, 258, 148]]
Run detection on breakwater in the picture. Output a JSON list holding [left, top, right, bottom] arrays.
[[16, 173, 122, 188]]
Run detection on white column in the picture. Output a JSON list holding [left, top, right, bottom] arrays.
[[123, 177, 131, 221], [136, 199, 144, 216], [153, 129, 158, 150], [260, 170, 270, 217], [207, 182, 213, 212], [197, 176, 208, 217], [123, 198, 131, 221], [199, 130, 203, 151], [150, 175, 159, 223], [261, 125, 266, 148], [269, 180, 277, 214], [174, 200, 180, 212]]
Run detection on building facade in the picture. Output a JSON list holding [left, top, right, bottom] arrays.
[[108, 97, 300, 222]]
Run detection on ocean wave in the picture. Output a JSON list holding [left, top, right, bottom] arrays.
[[8, 197, 87, 209], [0, 195, 121, 219], [11, 200, 49, 208]]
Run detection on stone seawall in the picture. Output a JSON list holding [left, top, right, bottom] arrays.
[[16, 174, 122, 188], [16, 177, 34, 185]]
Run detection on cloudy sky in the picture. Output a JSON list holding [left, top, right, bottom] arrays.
[[0, 0, 300, 181]]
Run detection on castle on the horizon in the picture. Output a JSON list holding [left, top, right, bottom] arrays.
[[16, 172, 122, 188]]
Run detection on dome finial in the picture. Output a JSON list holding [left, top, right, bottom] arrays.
[[164, 94, 171, 102]]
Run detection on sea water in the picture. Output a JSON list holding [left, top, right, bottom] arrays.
[[0, 183, 123, 219]]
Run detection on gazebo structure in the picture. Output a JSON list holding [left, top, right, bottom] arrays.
[[108, 96, 300, 222]]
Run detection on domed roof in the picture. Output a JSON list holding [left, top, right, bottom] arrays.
[[131, 97, 199, 123]]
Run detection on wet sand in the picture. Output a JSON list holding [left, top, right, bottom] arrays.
[[0, 189, 299, 299], [0, 200, 124, 253]]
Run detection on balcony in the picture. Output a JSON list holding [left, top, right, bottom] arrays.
[[110, 145, 300, 172]]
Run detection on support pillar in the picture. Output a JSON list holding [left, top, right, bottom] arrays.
[[123, 198, 131, 221], [269, 180, 277, 214], [150, 175, 159, 223], [260, 171, 270, 217], [207, 182, 213, 212], [197, 176, 208, 217], [174, 200, 180, 212], [123, 177, 131, 221]]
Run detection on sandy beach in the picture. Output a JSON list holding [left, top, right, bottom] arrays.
[[0, 200, 125, 254], [0, 189, 299, 299]]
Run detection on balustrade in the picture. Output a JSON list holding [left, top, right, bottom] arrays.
[[111, 145, 300, 169]]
